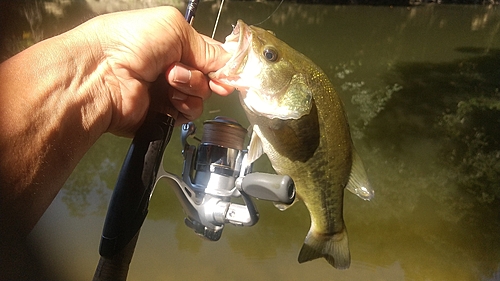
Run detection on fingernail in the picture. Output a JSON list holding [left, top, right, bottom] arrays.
[[172, 92, 188, 101], [173, 65, 191, 84]]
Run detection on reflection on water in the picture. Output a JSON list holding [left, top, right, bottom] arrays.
[[4, 1, 497, 280]]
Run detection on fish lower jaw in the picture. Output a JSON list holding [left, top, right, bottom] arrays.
[[245, 103, 307, 120], [243, 91, 311, 120]]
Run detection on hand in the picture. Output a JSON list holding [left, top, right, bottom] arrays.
[[79, 6, 234, 136], [0, 6, 235, 236]]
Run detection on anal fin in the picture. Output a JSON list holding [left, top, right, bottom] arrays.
[[346, 149, 374, 201]]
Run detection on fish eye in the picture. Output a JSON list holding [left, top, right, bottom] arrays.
[[263, 47, 278, 62]]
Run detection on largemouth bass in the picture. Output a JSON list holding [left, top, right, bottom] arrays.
[[210, 20, 373, 269]]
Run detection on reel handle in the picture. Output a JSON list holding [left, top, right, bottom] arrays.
[[240, 173, 295, 204]]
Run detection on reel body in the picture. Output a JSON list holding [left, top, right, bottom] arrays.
[[158, 117, 296, 241]]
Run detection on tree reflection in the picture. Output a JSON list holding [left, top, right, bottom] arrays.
[[354, 47, 500, 279], [62, 134, 129, 217], [371, 47, 500, 202]]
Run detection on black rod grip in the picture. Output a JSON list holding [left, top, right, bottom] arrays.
[[99, 112, 175, 258]]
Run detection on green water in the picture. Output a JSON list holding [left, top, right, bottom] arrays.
[[15, 1, 500, 280]]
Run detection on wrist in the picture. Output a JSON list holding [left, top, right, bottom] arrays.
[[57, 25, 113, 141]]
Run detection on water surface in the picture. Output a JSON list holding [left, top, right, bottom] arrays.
[[22, 2, 500, 280]]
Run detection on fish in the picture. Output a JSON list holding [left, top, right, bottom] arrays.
[[210, 20, 373, 269]]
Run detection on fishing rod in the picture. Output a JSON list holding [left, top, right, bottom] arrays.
[[92, 3, 196, 280], [93, 1, 295, 280]]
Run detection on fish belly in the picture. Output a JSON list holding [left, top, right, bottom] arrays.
[[253, 99, 352, 269]]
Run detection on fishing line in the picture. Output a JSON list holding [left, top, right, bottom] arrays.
[[253, 0, 285, 26], [211, 0, 284, 38], [211, 0, 225, 38]]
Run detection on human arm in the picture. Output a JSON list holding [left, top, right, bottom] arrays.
[[0, 6, 233, 236]]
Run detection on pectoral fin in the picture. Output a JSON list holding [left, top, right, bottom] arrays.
[[346, 149, 374, 201], [247, 126, 264, 164]]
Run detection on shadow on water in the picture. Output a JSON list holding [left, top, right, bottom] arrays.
[[356, 46, 500, 279], [369, 46, 500, 201]]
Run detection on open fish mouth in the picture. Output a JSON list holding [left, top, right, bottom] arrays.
[[210, 20, 313, 120], [209, 20, 251, 83]]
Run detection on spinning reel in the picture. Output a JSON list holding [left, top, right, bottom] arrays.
[[158, 117, 296, 241]]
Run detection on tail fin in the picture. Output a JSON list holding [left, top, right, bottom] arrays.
[[297, 227, 350, 269]]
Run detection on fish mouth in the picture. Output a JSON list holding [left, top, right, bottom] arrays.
[[209, 20, 251, 83]]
